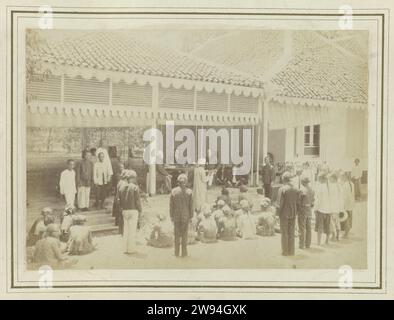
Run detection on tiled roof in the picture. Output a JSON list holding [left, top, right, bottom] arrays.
[[272, 31, 368, 104], [34, 31, 264, 89], [190, 30, 368, 104]]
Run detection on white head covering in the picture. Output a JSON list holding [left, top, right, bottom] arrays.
[[96, 147, 113, 176]]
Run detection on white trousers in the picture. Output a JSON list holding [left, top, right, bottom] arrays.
[[64, 192, 76, 207], [122, 209, 139, 253], [77, 186, 91, 209]]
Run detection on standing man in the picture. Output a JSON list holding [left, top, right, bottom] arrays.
[[298, 175, 315, 249], [261, 156, 275, 199], [76, 149, 94, 212], [59, 159, 77, 207], [170, 174, 193, 258], [351, 158, 362, 201], [94, 151, 112, 209], [276, 171, 300, 256], [118, 170, 142, 254]]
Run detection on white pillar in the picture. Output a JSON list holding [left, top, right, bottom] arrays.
[[262, 96, 269, 161], [256, 121, 261, 185], [148, 82, 159, 195]]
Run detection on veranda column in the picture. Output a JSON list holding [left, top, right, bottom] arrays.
[[148, 82, 159, 195]]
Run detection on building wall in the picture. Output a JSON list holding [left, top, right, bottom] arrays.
[[277, 108, 368, 171], [267, 129, 286, 163]]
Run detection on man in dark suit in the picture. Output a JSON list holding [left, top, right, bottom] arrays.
[[170, 174, 194, 257], [277, 171, 300, 256], [261, 156, 276, 199]]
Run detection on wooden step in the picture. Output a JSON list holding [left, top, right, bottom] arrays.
[[90, 223, 119, 237]]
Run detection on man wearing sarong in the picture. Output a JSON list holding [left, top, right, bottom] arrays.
[[75, 149, 94, 211]]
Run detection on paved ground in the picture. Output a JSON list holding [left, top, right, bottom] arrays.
[[27, 186, 367, 270]]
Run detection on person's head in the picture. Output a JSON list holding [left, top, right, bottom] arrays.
[[82, 149, 91, 160], [355, 158, 360, 165], [72, 215, 87, 226], [257, 188, 264, 195], [119, 163, 125, 172], [90, 148, 97, 156], [318, 172, 328, 183], [296, 167, 303, 176], [221, 188, 229, 196], [303, 161, 310, 169], [239, 185, 248, 193], [260, 198, 271, 209], [125, 170, 137, 183], [64, 205, 75, 215], [301, 175, 310, 187], [217, 200, 225, 208], [46, 224, 60, 239], [67, 159, 75, 170], [282, 171, 292, 184], [41, 207, 53, 217], [264, 156, 270, 164], [177, 173, 188, 188], [43, 215, 55, 226], [202, 204, 212, 217], [223, 205, 232, 216], [98, 152, 105, 162]]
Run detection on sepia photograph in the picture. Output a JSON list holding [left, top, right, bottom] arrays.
[[25, 27, 369, 270]]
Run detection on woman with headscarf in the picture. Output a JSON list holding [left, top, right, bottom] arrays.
[[192, 158, 208, 214]]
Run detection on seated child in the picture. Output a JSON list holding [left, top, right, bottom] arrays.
[[197, 207, 218, 243], [60, 205, 75, 242], [256, 198, 276, 236], [217, 206, 237, 241], [147, 213, 174, 248], [67, 215, 96, 255], [236, 199, 257, 239]]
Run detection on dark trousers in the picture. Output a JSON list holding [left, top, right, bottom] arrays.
[[95, 184, 107, 207], [263, 183, 272, 199], [174, 221, 189, 257], [280, 217, 296, 256], [353, 178, 361, 200], [298, 214, 312, 249]]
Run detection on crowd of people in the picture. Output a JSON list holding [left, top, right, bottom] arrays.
[[27, 145, 365, 267]]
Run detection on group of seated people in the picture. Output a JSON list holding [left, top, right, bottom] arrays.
[[146, 187, 279, 248], [27, 205, 96, 269]]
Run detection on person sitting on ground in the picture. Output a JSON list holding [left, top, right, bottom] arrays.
[[197, 205, 218, 243], [147, 213, 174, 248], [256, 198, 276, 237], [216, 188, 231, 207], [238, 185, 252, 209], [217, 205, 237, 241], [212, 200, 225, 226], [60, 205, 75, 243], [33, 224, 77, 269], [27, 207, 55, 246], [67, 215, 96, 255], [236, 199, 257, 239]]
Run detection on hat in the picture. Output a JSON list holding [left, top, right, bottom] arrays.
[[41, 207, 53, 215], [282, 171, 292, 183], [240, 199, 250, 209], [300, 175, 310, 183], [125, 170, 137, 179], [72, 215, 87, 223], [64, 204, 75, 214], [260, 198, 271, 208], [217, 200, 225, 207], [177, 173, 188, 182]]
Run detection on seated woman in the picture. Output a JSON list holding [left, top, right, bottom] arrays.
[[236, 200, 257, 239], [216, 188, 231, 207], [256, 198, 276, 237], [27, 207, 55, 246], [67, 215, 96, 255], [33, 224, 77, 269], [217, 206, 237, 241], [238, 185, 252, 209], [147, 213, 174, 248], [197, 206, 218, 243]]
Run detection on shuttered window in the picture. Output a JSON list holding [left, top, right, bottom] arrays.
[[159, 85, 194, 110], [64, 76, 110, 105], [230, 94, 258, 113], [196, 91, 227, 112], [27, 74, 61, 102], [112, 81, 152, 108]]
